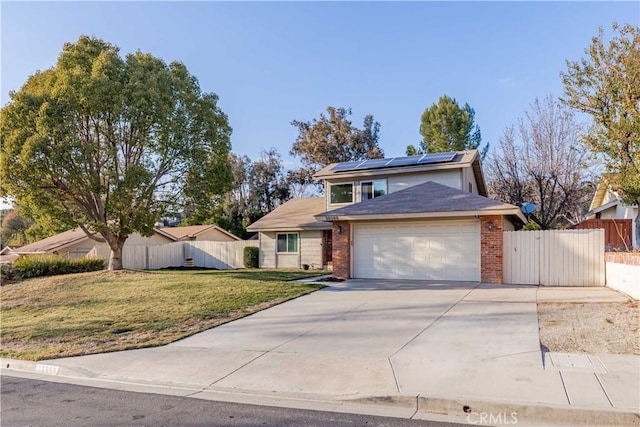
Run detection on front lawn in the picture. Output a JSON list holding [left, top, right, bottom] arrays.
[[0, 269, 326, 361]]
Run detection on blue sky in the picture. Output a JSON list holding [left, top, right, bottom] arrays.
[[2, 1, 639, 171]]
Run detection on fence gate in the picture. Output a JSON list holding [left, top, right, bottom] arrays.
[[503, 229, 605, 286]]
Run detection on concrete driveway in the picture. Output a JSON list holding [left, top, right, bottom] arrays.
[[4, 279, 638, 423]]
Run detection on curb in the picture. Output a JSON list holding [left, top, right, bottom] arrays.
[[3, 358, 639, 426], [413, 395, 640, 426]]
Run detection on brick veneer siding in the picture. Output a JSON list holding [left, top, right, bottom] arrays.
[[332, 221, 351, 279], [605, 252, 640, 266], [481, 215, 504, 284]]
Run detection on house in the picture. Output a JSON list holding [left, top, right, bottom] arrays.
[[4, 224, 241, 261], [581, 178, 638, 247], [248, 150, 526, 283]]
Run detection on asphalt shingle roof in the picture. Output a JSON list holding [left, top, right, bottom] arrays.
[[247, 198, 331, 231], [14, 228, 89, 253], [319, 181, 519, 217]]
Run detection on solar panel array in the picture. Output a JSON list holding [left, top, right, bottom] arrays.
[[330, 151, 457, 172]]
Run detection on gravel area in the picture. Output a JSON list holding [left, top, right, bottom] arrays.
[[538, 299, 639, 355]]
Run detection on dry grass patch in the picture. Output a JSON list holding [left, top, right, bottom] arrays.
[[538, 300, 639, 355], [1, 269, 326, 361]]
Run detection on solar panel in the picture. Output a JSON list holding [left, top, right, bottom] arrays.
[[330, 161, 365, 172], [329, 151, 457, 172], [353, 158, 393, 170], [386, 156, 421, 168], [417, 151, 457, 164]]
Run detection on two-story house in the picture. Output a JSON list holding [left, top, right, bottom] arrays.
[[247, 150, 526, 283]]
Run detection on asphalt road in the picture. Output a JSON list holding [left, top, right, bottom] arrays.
[[1, 375, 465, 427]]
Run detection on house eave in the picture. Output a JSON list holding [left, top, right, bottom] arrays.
[[316, 208, 527, 223], [247, 225, 332, 233]]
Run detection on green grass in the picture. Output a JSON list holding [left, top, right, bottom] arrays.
[[0, 269, 326, 361]]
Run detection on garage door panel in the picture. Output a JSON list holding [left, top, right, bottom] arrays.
[[353, 220, 480, 281]]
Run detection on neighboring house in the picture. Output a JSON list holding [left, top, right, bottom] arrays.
[[583, 179, 638, 247], [158, 224, 241, 242], [248, 150, 526, 283], [3, 224, 241, 261], [0, 246, 19, 264]]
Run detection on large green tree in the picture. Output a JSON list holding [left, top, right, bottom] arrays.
[[184, 150, 290, 238], [408, 95, 489, 158], [561, 23, 640, 247], [0, 36, 232, 269], [289, 107, 383, 191]]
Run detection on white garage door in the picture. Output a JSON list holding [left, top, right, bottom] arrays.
[[353, 220, 481, 281]]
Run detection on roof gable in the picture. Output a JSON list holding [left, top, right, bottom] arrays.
[[159, 224, 241, 241]]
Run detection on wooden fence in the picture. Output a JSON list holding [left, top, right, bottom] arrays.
[[571, 219, 632, 250], [89, 240, 259, 270], [503, 229, 605, 286]]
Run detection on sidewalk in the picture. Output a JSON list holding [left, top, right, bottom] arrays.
[[2, 280, 639, 426]]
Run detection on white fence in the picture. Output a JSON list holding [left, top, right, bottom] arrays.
[[89, 241, 259, 270], [503, 229, 605, 286]]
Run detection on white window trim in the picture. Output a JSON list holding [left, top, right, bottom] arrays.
[[276, 232, 299, 254], [329, 182, 355, 205]]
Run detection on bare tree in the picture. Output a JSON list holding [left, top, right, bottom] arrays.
[[487, 96, 589, 229]]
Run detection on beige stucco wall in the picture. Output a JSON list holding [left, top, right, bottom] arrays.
[[59, 241, 97, 258], [300, 230, 323, 268], [388, 169, 461, 193], [126, 232, 173, 245], [195, 228, 237, 242], [259, 232, 277, 268], [462, 166, 480, 195], [503, 217, 516, 232]]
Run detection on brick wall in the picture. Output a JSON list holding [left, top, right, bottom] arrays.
[[332, 221, 351, 279], [481, 215, 504, 284], [321, 229, 332, 265], [605, 252, 640, 266]]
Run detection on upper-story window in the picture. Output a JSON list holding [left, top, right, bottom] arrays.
[[330, 183, 353, 204], [361, 180, 387, 200]]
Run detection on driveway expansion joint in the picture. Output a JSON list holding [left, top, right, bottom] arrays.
[[388, 282, 480, 358]]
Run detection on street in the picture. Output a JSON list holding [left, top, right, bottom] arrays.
[[1, 376, 465, 427]]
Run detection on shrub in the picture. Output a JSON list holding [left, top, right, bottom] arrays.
[[13, 255, 105, 280], [1, 264, 15, 284], [243, 246, 259, 268]]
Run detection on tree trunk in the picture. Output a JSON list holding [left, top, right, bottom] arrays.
[[108, 244, 124, 270]]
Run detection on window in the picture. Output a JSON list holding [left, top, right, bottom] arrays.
[[277, 233, 298, 253], [330, 183, 353, 204], [361, 180, 387, 200], [469, 182, 473, 193]]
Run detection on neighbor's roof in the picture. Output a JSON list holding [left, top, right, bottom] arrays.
[[159, 224, 241, 241], [314, 150, 487, 197], [13, 228, 89, 254], [316, 181, 526, 223], [247, 198, 331, 232], [10, 224, 241, 255]]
